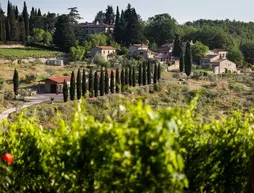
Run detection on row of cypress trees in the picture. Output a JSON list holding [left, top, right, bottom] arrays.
[[63, 63, 161, 102]]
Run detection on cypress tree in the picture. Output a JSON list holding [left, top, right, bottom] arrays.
[[172, 35, 182, 58], [82, 69, 86, 97], [70, 71, 75, 101], [113, 6, 121, 43], [0, 7, 6, 42], [185, 41, 192, 76], [116, 68, 120, 93], [132, 67, 135, 87], [147, 61, 151, 84], [100, 69, 105, 96], [129, 67, 132, 86], [88, 69, 93, 98], [29, 7, 35, 34], [158, 64, 161, 81], [76, 69, 81, 100], [13, 68, 19, 96], [180, 48, 184, 73], [15, 6, 18, 20], [7, 2, 17, 41], [153, 64, 157, 84], [138, 63, 142, 86], [105, 68, 109, 95], [110, 70, 114, 93], [22, 2, 29, 37], [121, 69, 125, 92], [143, 62, 146, 85], [94, 71, 98, 97], [63, 79, 68, 102], [5, 18, 10, 41], [38, 9, 42, 17], [125, 68, 129, 90], [19, 17, 25, 43]]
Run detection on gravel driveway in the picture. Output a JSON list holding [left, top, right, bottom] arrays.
[[0, 94, 63, 123]]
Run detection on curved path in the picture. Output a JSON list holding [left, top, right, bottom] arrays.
[[0, 94, 63, 123]]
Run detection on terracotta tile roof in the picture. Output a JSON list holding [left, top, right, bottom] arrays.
[[44, 76, 71, 83], [95, 46, 116, 50], [79, 22, 114, 28], [133, 44, 148, 48]]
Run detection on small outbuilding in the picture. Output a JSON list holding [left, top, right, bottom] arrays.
[[38, 76, 71, 94]]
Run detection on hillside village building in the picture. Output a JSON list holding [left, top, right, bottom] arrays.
[[91, 46, 116, 61], [77, 22, 114, 40], [200, 50, 237, 74], [128, 44, 156, 59], [38, 76, 71, 94]]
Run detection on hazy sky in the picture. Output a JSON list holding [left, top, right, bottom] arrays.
[[1, 0, 253, 24]]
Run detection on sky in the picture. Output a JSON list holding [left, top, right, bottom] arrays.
[[1, 0, 253, 24]]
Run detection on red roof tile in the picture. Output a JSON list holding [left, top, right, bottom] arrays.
[[95, 46, 116, 50], [44, 76, 71, 83]]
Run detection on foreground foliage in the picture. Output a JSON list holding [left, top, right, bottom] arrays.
[[0, 97, 254, 192]]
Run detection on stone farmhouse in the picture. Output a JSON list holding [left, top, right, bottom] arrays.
[[156, 41, 194, 63], [200, 50, 237, 74], [76, 22, 114, 40], [38, 76, 71, 94], [128, 44, 156, 59], [91, 46, 116, 61]]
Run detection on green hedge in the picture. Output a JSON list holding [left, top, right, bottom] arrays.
[[0, 98, 253, 192]]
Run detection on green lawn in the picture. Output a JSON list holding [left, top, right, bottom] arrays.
[[0, 47, 63, 59]]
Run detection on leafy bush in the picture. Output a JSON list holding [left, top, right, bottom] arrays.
[[0, 97, 254, 192], [0, 101, 187, 192]]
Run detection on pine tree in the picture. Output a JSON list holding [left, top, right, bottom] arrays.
[[82, 69, 86, 97], [121, 69, 125, 92], [129, 67, 132, 86], [147, 61, 151, 84], [172, 35, 182, 58], [22, 2, 29, 37], [105, 68, 109, 94], [63, 79, 68, 102], [132, 67, 136, 87], [94, 71, 98, 97], [76, 69, 81, 100], [100, 69, 105, 96], [185, 41, 192, 76], [70, 71, 75, 101], [15, 6, 18, 20], [138, 63, 142, 86], [158, 64, 161, 81], [143, 62, 147, 85], [153, 64, 157, 84], [88, 69, 93, 98], [180, 48, 184, 73], [54, 14, 76, 51], [110, 70, 114, 93], [116, 68, 120, 93], [104, 6, 114, 25], [38, 8, 42, 17], [124, 5, 144, 45], [13, 68, 19, 96]]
